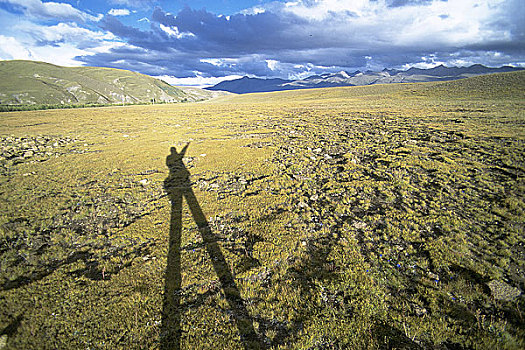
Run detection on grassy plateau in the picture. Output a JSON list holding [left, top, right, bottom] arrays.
[[0, 71, 524, 349]]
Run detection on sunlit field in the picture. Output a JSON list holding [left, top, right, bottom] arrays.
[[1, 71, 524, 349]]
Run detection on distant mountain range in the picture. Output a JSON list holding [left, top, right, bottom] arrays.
[[0, 60, 228, 106], [206, 64, 524, 94]]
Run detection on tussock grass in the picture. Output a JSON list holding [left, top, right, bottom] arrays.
[[0, 71, 524, 349]]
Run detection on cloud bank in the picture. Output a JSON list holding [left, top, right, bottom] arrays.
[[86, 0, 525, 83]]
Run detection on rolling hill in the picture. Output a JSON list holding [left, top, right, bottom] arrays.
[[206, 64, 524, 94], [0, 60, 227, 106]]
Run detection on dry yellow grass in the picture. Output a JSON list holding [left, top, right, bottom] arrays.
[[0, 71, 524, 349]]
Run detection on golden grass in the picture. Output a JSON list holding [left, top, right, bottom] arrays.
[[0, 71, 524, 349]]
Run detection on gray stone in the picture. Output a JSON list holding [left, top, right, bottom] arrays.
[[488, 280, 521, 301], [427, 272, 439, 281]]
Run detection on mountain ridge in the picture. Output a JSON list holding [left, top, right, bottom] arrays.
[[206, 64, 524, 94]]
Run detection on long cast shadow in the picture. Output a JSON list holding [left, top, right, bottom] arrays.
[[160, 144, 264, 350]]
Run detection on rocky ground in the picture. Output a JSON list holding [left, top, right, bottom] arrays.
[[0, 73, 524, 349], [0, 135, 90, 175], [149, 109, 524, 348]]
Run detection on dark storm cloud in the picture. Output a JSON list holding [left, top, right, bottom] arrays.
[[85, 6, 343, 76], [150, 6, 318, 52], [90, 5, 378, 76], [101, 15, 152, 42], [78, 0, 525, 80]]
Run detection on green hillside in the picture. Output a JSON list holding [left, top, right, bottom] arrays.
[[0, 60, 224, 106]]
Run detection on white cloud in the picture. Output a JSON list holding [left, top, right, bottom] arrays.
[[159, 24, 195, 39], [259, 0, 514, 50], [0, 14, 124, 67], [154, 74, 243, 87], [20, 22, 116, 43], [108, 8, 131, 16], [390, 0, 510, 47], [281, 0, 377, 20], [266, 59, 278, 70], [4, 0, 519, 80], [200, 58, 223, 66], [28, 43, 104, 66], [12, 39, 126, 67], [0, 0, 103, 22], [0, 35, 33, 60], [240, 6, 266, 15], [0, 34, 102, 66]]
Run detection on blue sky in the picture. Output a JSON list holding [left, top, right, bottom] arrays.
[[0, 0, 523, 86]]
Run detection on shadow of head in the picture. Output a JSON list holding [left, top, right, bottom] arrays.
[[166, 144, 189, 167], [165, 144, 191, 190]]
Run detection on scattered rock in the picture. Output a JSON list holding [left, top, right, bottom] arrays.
[[246, 268, 272, 287], [243, 141, 272, 148], [487, 280, 521, 301], [353, 221, 367, 230], [298, 201, 309, 209], [427, 272, 440, 281], [0, 334, 7, 349], [412, 303, 427, 317], [0, 135, 85, 174], [182, 157, 195, 168]]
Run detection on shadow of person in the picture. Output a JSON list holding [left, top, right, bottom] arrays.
[[161, 144, 264, 350]]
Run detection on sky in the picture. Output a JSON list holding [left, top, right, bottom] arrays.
[[0, 0, 523, 87]]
